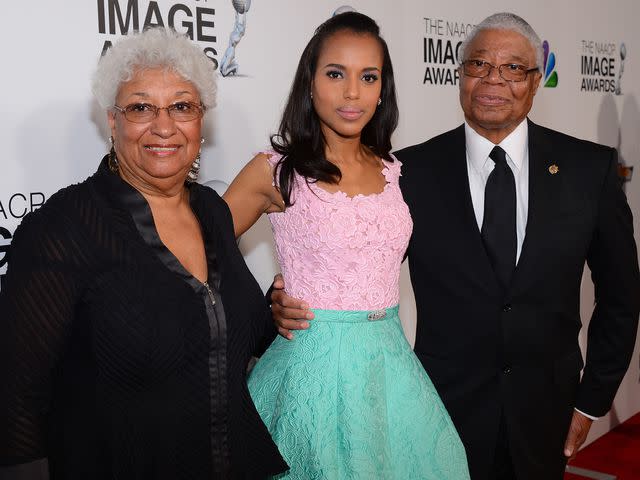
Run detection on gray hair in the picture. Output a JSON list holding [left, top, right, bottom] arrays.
[[92, 28, 217, 110], [460, 13, 544, 70]]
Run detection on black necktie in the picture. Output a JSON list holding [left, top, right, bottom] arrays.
[[481, 146, 516, 290]]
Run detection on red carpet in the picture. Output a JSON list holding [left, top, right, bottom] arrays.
[[564, 412, 640, 480]]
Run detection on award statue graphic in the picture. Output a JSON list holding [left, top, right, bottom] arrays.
[[220, 0, 252, 77], [615, 42, 626, 96], [218, 3, 357, 77], [333, 5, 356, 15]]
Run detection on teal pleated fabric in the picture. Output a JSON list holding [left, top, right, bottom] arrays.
[[248, 306, 470, 479]]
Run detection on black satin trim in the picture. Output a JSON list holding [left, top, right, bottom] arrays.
[[92, 156, 231, 474], [201, 224, 229, 476]]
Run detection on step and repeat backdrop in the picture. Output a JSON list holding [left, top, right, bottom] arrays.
[[1, 0, 639, 445]]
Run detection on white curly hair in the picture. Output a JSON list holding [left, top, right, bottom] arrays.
[[460, 12, 544, 71], [92, 28, 217, 110]]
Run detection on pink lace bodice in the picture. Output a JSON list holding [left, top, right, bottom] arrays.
[[265, 152, 413, 310]]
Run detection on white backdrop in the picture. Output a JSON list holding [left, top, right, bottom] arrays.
[[1, 0, 639, 446]]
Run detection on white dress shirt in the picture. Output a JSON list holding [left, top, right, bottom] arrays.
[[465, 120, 529, 263], [464, 120, 597, 421]]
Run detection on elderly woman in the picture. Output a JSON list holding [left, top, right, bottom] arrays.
[[0, 28, 287, 479]]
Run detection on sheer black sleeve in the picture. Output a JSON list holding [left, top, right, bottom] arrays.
[[0, 208, 88, 465], [252, 303, 278, 358]]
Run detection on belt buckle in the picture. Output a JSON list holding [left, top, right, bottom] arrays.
[[367, 309, 387, 321]]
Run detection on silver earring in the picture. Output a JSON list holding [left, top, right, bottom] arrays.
[[377, 98, 382, 106], [310, 92, 313, 99], [108, 136, 119, 173], [187, 139, 204, 183]]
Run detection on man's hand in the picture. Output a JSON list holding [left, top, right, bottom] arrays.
[[271, 274, 313, 340], [563, 410, 593, 461]]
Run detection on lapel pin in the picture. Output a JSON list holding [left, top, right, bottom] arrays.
[[548, 164, 559, 175]]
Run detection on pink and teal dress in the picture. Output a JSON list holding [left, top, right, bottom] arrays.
[[248, 152, 470, 479]]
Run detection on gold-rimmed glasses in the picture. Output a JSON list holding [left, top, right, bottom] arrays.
[[112, 101, 205, 123]]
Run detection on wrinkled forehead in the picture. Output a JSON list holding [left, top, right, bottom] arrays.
[[466, 28, 537, 64]]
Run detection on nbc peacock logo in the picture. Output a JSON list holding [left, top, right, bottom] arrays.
[[542, 40, 558, 88]]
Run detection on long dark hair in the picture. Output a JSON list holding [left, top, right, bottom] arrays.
[[271, 11, 399, 206]]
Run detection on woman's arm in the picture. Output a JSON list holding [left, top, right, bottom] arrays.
[[0, 209, 84, 466], [223, 153, 284, 238]]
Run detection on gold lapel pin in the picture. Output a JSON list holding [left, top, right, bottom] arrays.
[[549, 164, 559, 175]]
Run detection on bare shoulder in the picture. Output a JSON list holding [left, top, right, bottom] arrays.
[[224, 152, 284, 215], [249, 151, 277, 175]]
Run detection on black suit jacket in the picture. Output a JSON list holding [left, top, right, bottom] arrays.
[[396, 120, 640, 480]]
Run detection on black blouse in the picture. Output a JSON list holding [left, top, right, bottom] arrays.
[[0, 157, 287, 479]]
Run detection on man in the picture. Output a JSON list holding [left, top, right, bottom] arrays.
[[271, 12, 639, 480]]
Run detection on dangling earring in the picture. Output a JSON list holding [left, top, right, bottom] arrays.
[[310, 91, 314, 99], [187, 152, 200, 183], [187, 138, 204, 183], [108, 136, 119, 173], [377, 98, 382, 106]]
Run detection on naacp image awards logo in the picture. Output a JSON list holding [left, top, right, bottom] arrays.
[[421, 16, 475, 86], [0, 192, 47, 290], [579, 39, 627, 94], [97, 0, 219, 67]]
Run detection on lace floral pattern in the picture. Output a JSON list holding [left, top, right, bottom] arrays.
[[248, 310, 470, 479], [265, 151, 412, 310]]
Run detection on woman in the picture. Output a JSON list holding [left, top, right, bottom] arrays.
[[223, 12, 470, 479], [0, 28, 287, 479]]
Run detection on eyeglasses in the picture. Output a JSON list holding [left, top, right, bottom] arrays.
[[112, 101, 205, 123], [461, 60, 539, 82]]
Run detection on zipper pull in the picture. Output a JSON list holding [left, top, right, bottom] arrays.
[[203, 281, 216, 305]]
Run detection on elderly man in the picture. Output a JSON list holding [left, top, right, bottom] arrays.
[[272, 12, 639, 480]]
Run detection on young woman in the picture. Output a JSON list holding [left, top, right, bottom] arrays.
[[223, 12, 470, 479]]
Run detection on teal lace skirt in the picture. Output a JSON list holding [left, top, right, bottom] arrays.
[[248, 306, 470, 479]]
